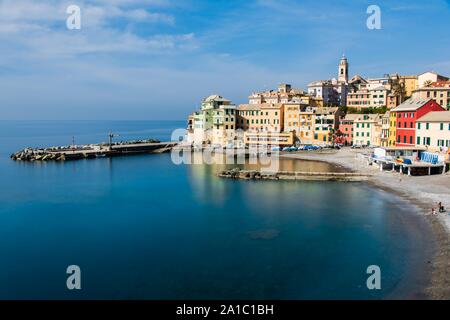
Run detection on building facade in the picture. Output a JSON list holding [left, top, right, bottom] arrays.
[[412, 81, 450, 110], [190, 95, 237, 147], [416, 111, 450, 154], [392, 98, 446, 147], [338, 114, 358, 145], [388, 111, 397, 147], [308, 56, 349, 107], [417, 71, 449, 89], [237, 103, 284, 133], [312, 107, 342, 145], [381, 111, 390, 147], [352, 114, 382, 146]]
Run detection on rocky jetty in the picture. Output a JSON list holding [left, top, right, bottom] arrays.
[[218, 168, 369, 182], [218, 168, 279, 180], [11, 148, 66, 162]]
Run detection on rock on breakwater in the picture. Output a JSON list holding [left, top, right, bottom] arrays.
[[11, 148, 66, 162]]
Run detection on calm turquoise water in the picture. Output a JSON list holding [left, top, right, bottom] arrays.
[[0, 121, 431, 299]]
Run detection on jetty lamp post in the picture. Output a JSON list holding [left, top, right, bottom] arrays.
[[108, 131, 120, 151]]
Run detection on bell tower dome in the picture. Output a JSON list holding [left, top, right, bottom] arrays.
[[338, 54, 348, 83]]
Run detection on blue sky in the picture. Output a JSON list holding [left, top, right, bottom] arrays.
[[0, 0, 449, 120]]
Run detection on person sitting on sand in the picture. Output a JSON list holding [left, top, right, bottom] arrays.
[[438, 202, 446, 213], [432, 207, 437, 215]]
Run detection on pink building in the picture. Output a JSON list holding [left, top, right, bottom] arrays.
[[338, 114, 358, 145]]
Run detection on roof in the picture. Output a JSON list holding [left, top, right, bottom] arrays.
[[391, 98, 433, 112], [418, 71, 448, 77], [204, 95, 230, 103], [341, 114, 359, 121], [354, 114, 381, 122], [237, 104, 260, 111], [417, 111, 450, 122], [370, 85, 388, 91], [430, 81, 450, 88], [314, 107, 339, 114], [237, 103, 283, 111]]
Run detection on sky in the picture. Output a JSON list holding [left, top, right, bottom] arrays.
[[0, 0, 450, 120]]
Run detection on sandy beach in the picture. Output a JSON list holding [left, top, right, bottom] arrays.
[[282, 148, 450, 299]]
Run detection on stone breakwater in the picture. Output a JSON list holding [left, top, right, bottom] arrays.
[[218, 168, 370, 182], [11, 148, 67, 162]]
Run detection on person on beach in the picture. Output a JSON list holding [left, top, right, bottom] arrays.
[[432, 207, 437, 215], [438, 202, 446, 213]]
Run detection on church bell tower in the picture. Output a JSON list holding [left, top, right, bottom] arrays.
[[338, 54, 348, 83]]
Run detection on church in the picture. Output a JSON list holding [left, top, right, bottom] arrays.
[[307, 55, 349, 107]]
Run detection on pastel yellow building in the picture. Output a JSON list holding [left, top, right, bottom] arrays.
[[388, 111, 397, 147], [399, 75, 418, 97], [284, 104, 315, 144], [412, 81, 450, 110], [237, 103, 284, 133], [312, 107, 342, 145]]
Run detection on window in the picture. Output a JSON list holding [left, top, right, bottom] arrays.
[[403, 136, 406, 143], [426, 123, 430, 130], [440, 123, 444, 130], [409, 136, 413, 144], [418, 123, 421, 130], [417, 136, 421, 145]]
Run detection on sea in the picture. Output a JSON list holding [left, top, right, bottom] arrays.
[[0, 120, 433, 299]]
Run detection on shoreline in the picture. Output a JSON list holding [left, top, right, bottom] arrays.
[[281, 148, 450, 299]]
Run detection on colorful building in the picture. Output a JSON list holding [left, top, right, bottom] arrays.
[[352, 114, 382, 147], [412, 81, 450, 110], [388, 111, 397, 147], [391, 98, 446, 147], [338, 114, 358, 145], [191, 95, 236, 147], [417, 71, 448, 89], [237, 103, 284, 133], [416, 111, 450, 156], [312, 107, 342, 145], [381, 111, 390, 147], [307, 55, 349, 107]]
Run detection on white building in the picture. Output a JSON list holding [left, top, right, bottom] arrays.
[[307, 55, 349, 107], [417, 71, 449, 88], [416, 111, 450, 155]]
